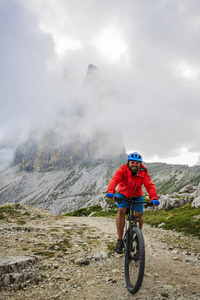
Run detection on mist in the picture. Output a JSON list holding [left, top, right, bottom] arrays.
[[1, 0, 200, 169]]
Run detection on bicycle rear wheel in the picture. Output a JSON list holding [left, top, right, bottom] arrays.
[[124, 226, 145, 294]]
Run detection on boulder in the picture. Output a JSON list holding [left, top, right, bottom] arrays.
[[100, 198, 116, 210], [158, 194, 191, 210], [179, 184, 195, 194], [192, 195, 200, 208], [190, 183, 200, 199], [156, 183, 200, 210], [159, 195, 184, 210]]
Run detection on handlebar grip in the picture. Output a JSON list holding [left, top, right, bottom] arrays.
[[144, 202, 153, 208], [116, 199, 122, 204]]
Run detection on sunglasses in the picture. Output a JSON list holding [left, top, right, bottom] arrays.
[[129, 161, 140, 164]]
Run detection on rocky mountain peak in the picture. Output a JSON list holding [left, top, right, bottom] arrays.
[[86, 64, 98, 76]]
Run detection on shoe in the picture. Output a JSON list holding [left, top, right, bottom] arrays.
[[115, 239, 124, 254]]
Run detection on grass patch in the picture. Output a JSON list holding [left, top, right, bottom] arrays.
[[49, 238, 71, 251], [0, 214, 5, 220], [107, 243, 116, 252], [63, 204, 117, 218], [63, 205, 103, 217], [0, 204, 23, 221], [17, 220, 26, 225], [94, 208, 117, 217], [49, 228, 60, 232], [144, 203, 200, 238], [107, 242, 116, 257], [77, 228, 87, 235], [33, 251, 55, 258], [0, 205, 18, 215], [23, 212, 31, 216], [36, 214, 42, 218], [64, 229, 72, 235]]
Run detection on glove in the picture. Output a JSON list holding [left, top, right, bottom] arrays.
[[152, 199, 160, 206], [107, 193, 115, 199]]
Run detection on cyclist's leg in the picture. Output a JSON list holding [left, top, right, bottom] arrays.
[[135, 212, 143, 230], [116, 207, 127, 239], [134, 196, 144, 230], [116, 193, 129, 239]]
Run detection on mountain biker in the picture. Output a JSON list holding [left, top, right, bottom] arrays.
[[106, 152, 160, 254]]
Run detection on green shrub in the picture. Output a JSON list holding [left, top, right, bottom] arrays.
[[144, 203, 200, 237]]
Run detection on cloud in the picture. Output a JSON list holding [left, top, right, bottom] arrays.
[[0, 148, 15, 172], [0, 1, 56, 137], [0, 0, 200, 165]]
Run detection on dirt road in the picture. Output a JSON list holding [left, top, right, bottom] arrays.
[[0, 207, 200, 299], [59, 216, 200, 300]]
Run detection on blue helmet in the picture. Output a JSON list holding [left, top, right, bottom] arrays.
[[127, 152, 143, 162]]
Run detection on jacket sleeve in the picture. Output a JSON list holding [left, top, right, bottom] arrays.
[[107, 167, 124, 195], [143, 172, 158, 201]]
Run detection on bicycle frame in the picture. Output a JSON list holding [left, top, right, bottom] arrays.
[[115, 196, 152, 232], [115, 196, 152, 294], [127, 199, 139, 228]]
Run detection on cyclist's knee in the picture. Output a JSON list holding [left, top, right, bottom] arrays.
[[135, 212, 142, 218], [118, 207, 127, 216]]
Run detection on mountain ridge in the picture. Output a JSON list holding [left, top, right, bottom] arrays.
[[0, 158, 200, 215]]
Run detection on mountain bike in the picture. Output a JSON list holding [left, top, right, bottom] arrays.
[[115, 196, 153, 294]]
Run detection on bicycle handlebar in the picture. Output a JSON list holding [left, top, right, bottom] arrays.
[[114, 196, 153, 208]]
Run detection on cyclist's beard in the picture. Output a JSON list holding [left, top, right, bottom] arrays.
[[129, 166, 138, 176]]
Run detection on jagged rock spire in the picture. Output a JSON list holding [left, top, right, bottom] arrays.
[[86, 64, 98, 76]]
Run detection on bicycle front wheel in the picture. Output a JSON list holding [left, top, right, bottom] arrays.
[[124, 226, 145, 294]]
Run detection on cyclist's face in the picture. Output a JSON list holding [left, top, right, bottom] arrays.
[[128, 161, 141, 175]]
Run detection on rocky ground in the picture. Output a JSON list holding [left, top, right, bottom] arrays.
[[0, 203, 200, 300]]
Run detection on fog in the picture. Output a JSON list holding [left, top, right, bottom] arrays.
[[0, 0, 200, 169]]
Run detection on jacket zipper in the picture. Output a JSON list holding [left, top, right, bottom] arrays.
[[132, 182, 136, 190]]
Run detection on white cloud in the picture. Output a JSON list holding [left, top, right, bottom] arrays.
[[172, 61, 200, 81], [55, 36, 83, 56], [144, 148, 199, 167], [0, 148, 15, 172], [93, 27, 129, 64], [1, 0, 200, 165]]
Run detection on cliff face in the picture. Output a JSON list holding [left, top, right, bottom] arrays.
[[12, 132, 125, 172], [12, 140, 90, 171]]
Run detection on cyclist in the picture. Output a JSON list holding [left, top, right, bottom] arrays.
[[106, 152, 160, 254]]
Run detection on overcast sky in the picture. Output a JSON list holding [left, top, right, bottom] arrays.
[[1, 0, 200, 167]]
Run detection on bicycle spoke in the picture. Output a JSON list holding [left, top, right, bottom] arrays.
[[128, 235, 140, 286], [125, 227, 145, 294]]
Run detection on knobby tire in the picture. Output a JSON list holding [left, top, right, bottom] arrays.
[[124, 226, 145, 294]]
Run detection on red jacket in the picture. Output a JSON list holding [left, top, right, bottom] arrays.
[[107, 163, 158, 201]]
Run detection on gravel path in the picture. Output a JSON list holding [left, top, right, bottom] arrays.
[[0, 205, 199, 299]]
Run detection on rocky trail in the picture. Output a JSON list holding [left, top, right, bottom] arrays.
[[0, 204, 199, 299]]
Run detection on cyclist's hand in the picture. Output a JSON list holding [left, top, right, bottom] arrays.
[[107, 193, 115, 199], [152, 199, 160, 207]]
